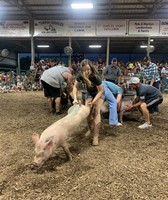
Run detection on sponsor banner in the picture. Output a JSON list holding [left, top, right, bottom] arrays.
[[160, 19, 168, 36], [128, 20, 160, 36], [34, 20, 65, 36], [64, 20, 96, 36], [0, 20, 30, 37], [97, 20, 127, 36]]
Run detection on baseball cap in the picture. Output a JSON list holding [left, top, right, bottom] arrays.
[[112, 58, 117, 62], [130, 77, 140, 84], [143, 56, 151, 62]]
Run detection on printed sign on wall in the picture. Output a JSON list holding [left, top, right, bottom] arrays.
[[160, 19, 168, 36], [97, 20, 127, 36], [0, 20, 30, 37], [34, 20, 65, 36], [64, 20, 96, 36], [128, 20, 160, 36]]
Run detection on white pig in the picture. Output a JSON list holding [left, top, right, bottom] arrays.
[[101, 100, 136, 124], [31, 104, 90, 168]]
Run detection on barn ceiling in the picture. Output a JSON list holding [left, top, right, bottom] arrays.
[[0, 0, 168, 54]]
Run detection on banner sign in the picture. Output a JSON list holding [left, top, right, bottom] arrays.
[[64, 20, 96, 36], [0, 20, 30, 37], [34, 20, 64, 36], [128, 20, 160, 36], [97, 20, 127, 36], [1, 19, 167, 37], [160, 20, 168, 36]]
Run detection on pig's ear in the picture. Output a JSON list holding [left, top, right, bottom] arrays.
[[32, 133, 40, 143], [44, 140, 53, 150]]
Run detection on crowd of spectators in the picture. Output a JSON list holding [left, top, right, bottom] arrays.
[[0, 57, 168, 93]]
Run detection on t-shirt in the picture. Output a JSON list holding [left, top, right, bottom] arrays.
[[103, 65, 121, 82], [76, 72, 102, 97], [41, 65, 71, 88], [136, 83, 163, 102]]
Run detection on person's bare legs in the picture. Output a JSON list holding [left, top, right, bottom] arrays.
[[47, 97, 53, 112], [86, 98, 103, 146], [55, 97, 61, 113], [139, 102, 150, 124]]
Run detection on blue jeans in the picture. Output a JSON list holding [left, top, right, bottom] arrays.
[[103, 84, 118, 125], [152, 81, 160, 112]]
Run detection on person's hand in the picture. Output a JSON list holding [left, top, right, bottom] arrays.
[[62, 92, 67, 97], [73, 99, 78, 105], [87, 101, 93, 107], [126, 105, 134, 111]]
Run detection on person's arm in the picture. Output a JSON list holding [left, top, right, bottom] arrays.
[[72, 80, 80, 104], [91, 84, 104, 104], [150, 79, 154, 86], [66, 74, 74, 93], [117, 76, 121, 85], [117, 67, 121, 85]]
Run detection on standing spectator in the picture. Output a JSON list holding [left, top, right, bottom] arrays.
[[102, 58, 121, 85], [41, 65, 74, 115], [143, 56, 161, 115], [129, 77, 163, 129]]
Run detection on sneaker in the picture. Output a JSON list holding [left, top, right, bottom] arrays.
[[138, 122, 152, 129], [116, 122, 122, 126], [55, 111, 62, 115], [110, 122, 122, 126]]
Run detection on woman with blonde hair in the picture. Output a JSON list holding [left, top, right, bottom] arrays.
[[73, 59, 104, 146]]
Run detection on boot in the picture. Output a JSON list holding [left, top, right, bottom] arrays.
[[93, 136, 99, 146], [92, 122, 101, 146]]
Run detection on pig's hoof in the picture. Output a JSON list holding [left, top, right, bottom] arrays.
[[29, 162, 39, 170]]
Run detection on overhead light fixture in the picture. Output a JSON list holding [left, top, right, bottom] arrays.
[[150, 39, 154, 42], [140, 45, 154, 48], [140, 45, 148, 48], [71, 3, 93, 9], [37, 45, 50, 48], [89, 45, 101, 48]]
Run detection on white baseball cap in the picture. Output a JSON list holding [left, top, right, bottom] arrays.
[[130, 77, 140, 84]]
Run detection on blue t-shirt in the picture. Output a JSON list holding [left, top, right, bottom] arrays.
[[102, 81, 123, 95]]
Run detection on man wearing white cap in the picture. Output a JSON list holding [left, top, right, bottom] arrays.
[[129, 77, 163, 129]]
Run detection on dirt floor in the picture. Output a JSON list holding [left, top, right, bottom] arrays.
[[0, 91, 168, 200]]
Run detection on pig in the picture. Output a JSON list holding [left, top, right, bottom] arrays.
[[101, 100, 137, 124], [31, 104, 90, 169]]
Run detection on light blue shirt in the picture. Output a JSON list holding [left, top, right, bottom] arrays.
[[102, 81, 123, 95]]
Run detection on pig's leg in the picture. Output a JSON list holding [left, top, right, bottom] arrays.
[[61, 142, 73, 161], [119, 110, 125, 124]]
